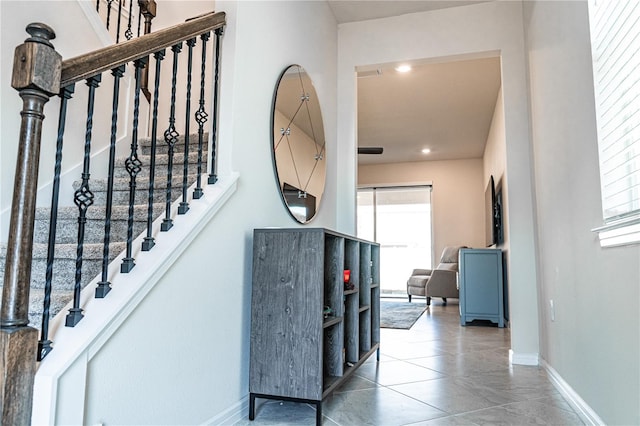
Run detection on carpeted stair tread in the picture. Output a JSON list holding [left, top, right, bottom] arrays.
[[140, 139, 209, 156], [115, 151, 203, 169], [72, 173, 202, 207], [33, 203, 166, 244], [35, 202, 166, 221], [138, 131, 209, 155], [1, 242, 127, 290], [1, 131, 204, 331], [73, 173, 201, 192]]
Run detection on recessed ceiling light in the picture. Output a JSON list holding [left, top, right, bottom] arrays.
[[395, 65, 412, 73], [421, 148, 431, 154]]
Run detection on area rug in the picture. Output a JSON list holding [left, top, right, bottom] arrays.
[[380, 301, 427, 329]]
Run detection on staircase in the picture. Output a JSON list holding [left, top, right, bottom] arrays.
[[0, 133, 207, 330]]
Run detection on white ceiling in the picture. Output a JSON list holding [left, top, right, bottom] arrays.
[[326, 1, 501, 165], [357, 57, 501, 165], [327, 0, 488, 24]]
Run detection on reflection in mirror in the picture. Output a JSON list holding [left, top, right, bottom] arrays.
[[271, 65, 326, 223]]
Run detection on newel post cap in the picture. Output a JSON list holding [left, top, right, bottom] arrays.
[[11, 23, 62, 95]]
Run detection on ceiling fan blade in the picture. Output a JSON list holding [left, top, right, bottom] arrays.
[[358, 147, 384, 155]]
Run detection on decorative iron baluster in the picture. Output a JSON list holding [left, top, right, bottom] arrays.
[[121, 58, 146, 273], [179, 38, 196, 215], [37, 84, 75, 361], [137, 6, 142, 38], [142, 48, 165, 251], [193, 32, 210, 199], [116, 0, 124, 44], [96, 0, 100, 12], [66, 74, 102, 327], [161, 42, 182, 231], [208, 27, 223, 184], [95, 65, 125, 297], [106, 0, 115, 30], [125, 0, 133, 40]]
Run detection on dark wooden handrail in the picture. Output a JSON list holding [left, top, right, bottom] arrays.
[[61, 10, 225, 87]]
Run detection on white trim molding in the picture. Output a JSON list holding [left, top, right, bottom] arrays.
[[509, 350, 539, 366], [542, 360, 605, 426], [32, 173, 239, 425], [203, 396, 249, 425], [592, 215, 640, 248]]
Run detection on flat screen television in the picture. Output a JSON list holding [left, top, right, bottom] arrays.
[[485, 175, 502, 247], [282, 182, 316, 222]]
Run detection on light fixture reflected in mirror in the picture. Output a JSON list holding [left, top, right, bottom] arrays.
[[271, 65, 326, 223]]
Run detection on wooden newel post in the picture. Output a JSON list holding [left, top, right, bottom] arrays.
[[0, 22, 61, 425]]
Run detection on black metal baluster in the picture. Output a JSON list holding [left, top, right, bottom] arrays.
[[96, 0, 100, 12], [179, 38, 196, 214], [161, 42, 182, 232], [121, 58, 146, 273], [208, 27, 223, 185], [95, 65, 125, 297], [193, 32, 210, 199], [66, 75, 101, 327], [142, 49, 166, 251], [37, 84, 75, 361], [115, 0, 124, 44], [137, 6, 142, 38], [106, 0, 115, 30], [125, 0, 133, 40]]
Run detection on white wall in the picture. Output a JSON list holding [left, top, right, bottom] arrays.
[[78, 0, 339, 423], [338, 1, 540, 362], [358, 159, 484, 261], [483, 86, 511, 317], [524, 2, 639, 424]]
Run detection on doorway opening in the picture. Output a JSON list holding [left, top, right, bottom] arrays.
[[357, 185, 433, 298]]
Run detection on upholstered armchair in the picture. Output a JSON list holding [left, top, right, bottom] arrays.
[[407, 246, 465, 305]]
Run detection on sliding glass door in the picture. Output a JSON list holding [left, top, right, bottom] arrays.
[[357, 186, 433, 298]]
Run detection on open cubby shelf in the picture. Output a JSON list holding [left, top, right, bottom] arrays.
[[323, 316, 343, 328], [249, 228, 380, 426]]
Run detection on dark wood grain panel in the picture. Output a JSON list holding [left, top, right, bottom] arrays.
[[371, 286, 380, 345], [323, 323, 343, 378], [370, 245, 381, 345], [371, 245, 380, 285], [359, 309, 371, 352], [344, 293, 359, 363], [344, 240, 359, 291], [324, 235, 344, 317], [359, 244, 371, 306], [250, 229, 324, 400]]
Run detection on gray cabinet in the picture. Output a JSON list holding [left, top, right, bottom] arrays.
[[249, 228, 380, 424], [459, 248, 504, 327]]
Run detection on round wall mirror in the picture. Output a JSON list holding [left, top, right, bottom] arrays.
[[271, 65, 326, 223]]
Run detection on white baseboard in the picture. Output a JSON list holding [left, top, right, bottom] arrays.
[[541, 360, 605, 426], [509, 349, 539, 365], [203, 396, 249, 425]]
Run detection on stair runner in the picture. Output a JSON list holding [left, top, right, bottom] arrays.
[[0, 134, 207, 329]]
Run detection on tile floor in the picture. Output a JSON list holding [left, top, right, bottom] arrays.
[[237, 299, 584, 425]]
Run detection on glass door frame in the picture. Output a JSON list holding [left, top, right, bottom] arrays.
[[356, 184, 434, 297]]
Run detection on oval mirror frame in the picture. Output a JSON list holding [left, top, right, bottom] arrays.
[[271, 65, 326, 223]]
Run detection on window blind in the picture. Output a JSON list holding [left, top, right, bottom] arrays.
[[588, 0, 640, 222]]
